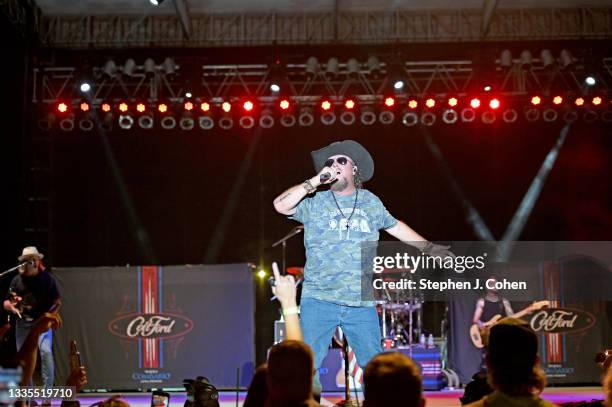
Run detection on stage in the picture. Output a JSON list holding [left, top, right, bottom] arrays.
[[66, 387, 604, 407]]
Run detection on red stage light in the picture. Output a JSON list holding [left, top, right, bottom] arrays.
[[118, 103, 128, 112], [489, 98, 500, 109], [158, 103, 168, 113], [425, 98, 436, 108], [57, 103, 68, 113], [136, 103, 146, 113], [184, 101, 194, 111], [101, 103, 111, 112], [530, 96, 541, 106], [408, 99, 418, 109], [279, 99, 291, 110], [470, 98, 481, 109], [448, 97, 458, 107], [574, 97, 585, 106], [321, 100, 332, 111], [79, 102, 90, 112], [384, 97, 395, 108], [200, 102, 211, 112], [553, 96, 563, 105], [592, 96, 602, 106], [345, 99, 356, 110], [222, 102, 232, 113], [243, 100, 254, 112]]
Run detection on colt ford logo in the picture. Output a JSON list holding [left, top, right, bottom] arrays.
[[529, 308, 595, 334], [108, 313, 193, 340]]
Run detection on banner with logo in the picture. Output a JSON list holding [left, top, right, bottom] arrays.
[[53, 264, 255, 389]]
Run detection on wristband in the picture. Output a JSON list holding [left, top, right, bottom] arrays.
[[422, 241, 434, 254], [282, 306, 300, 316], [302, 179, 316, 194]]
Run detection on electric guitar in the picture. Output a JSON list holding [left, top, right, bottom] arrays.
[[469, 300, 550, 348]]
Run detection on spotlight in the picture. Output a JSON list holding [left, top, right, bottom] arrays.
[[200, 102, 211, 112], [481, 111, 496, 124], [388, 59, 405, 91], [79, 102, 90, 112], [59, 114, 75, 131], [520, 50, 533, 69], [239, 116, 255, 129], [344, 99, 356, 110], [592, 96, 602, 106], [402, 111, 418, 126], [542, 109, 558, 122], [448, 97, 458, 107], [257, 269, 267, 279], [270, 83, 281, 93], [540, 49, 555, 68], [408, 99, 418, 109], [340, 111, 356, 125], [483, 85, 492, 92], [347, 58, 360, 78], [218, 117, 234, 130], [57, 103, 68, 113], [198, 116, 214, 130], [184, 101, 194, 111], [280, 113, 296, 127], [259, 111, 275, 128], [367, 56, 381, 77], [489, 98, 501, 110], [470, 98, 481, 109], [502, 108, 518, 123], [123, 59, 136, 77], [118, 115, 134, 130], [325, 58, 339, 78], [298, 107, 314, 126], [80, 82, 91, 93], [560, 49, 574, 69], [305, 57, 319, 77], [144, 58, 156, 75], [102, 60, 117, 78], [421, 112, 436, 126], [279, 99, 291, 110], [425, 98, 436, 108], [185, 92, 192, 98], [384, 97, 395, 108], [321, 111, 337, 126], [379, 111, 395, 125], [222, 102, 232, 113], [601, 110, 612, 123], [136, 103, 146, 113], [320, 100, 332, 111], [563, 110, 578, 123], [575, 97, 585, 106], [162, 58, 175, 76], [442, 109, 458, 124], [150, 0, 165, 5], [118, 103, 129, 113], [158, 103, 168, 113], [393, 80, 404, 90], [360, 107, 377, 126], [161, 116, 176, 129], [461, 108, 476, 122], [531, 96, 542, 106], [138, 113, 154, 129], [553, 96, 563, 105], [500, 50, 513, 68], [583, 110, 598, 123], [525, 108, 540, 122], [243, 100, 254, 112], [78, 116, 94, 131], [101, 103, 111, 112], [179, 115, 195, 131], [585, 76, 596, 86]]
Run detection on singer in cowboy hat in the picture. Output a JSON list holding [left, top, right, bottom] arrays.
[[273, 140, 453, 393], [4, 246, 61, 387]]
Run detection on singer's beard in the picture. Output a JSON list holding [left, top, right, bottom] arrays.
[[330, 177, 349, 192]]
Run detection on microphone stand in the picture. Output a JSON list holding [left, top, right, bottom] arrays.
[[271, 225, 303, 274], [0, 263, 26, 278]]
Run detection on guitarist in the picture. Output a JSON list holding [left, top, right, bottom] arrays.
[[472, 277, 514, 333]]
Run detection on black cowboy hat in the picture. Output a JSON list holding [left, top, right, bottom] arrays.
[[311, 140, 374, 182]]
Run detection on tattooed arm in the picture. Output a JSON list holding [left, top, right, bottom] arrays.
[[273, 166, 334, 215]]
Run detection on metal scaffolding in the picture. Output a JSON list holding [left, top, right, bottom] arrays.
[[37, 7, 612, 48]]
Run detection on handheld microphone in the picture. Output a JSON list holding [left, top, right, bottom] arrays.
[[320, 172, 332, 183]]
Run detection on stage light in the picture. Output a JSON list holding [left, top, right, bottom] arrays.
[[408, 99, 418, 109], [367, 56, 380, 77], [161, 116, 177, 129], [321, 111, 336, 126], [198, 116, 214, 130], [78, 116, 94, 131], [540, 49, 555, 68], [470, 98, 481, 109], [520, 50, 533, 69], [138, 113, 154, 129], [102, 60, 117, 78], [298, 107, 315, 126], [38, 114, 55, 131], [239, 116, 255, 129], [80, 102, 90, 112], [530, 96, 541, 106], [525, 109, 540, 122], [243, 100, 254, 112], [279, 99, 291, 110], [340, 111, 356, 125], [553, 96, 563, 105], [280, 114, 296, 127], [259, 110, 275, 128], [136, 103, 146, 113], [257, 269, 267, 279], [448, 97, 458, 107], [379, 111, 394, 125], [150, 0, 165, 5], [500, 50, 513, 68], [563, 110, 578, 123], [218, 117, 234, 130], [123, 59, 136, 77], [118, 103, 129, 112], [421, 112, 436, 126], [402, 111, 418, 126], [344, 99, 356, 110], [425, 98, 436, 108], [585, 76, 596, 86], [162, 58, 175, 76], [179, 114, 195, 131], [59, 114, 75, 132], [325, 58, 339, 78], [305, 57, 319, 77], [442, 109, 458, 124], [347, 58, 360, 78], [184, 101, 194, 111], [56, 103, 68, 113], [583, 110, 598, 123], [321, 100, 332, 111], [101, 103, 111, 112], [144, 58, 156, 75], [502, 108, 518, 123], [360, 107, 377, 126], [222, 102, 231, 113], [80, 82, 91, 93], [489, 98, 500, 109], [461, 108, 476, 122], [270, 83, 280, 93], [543, 109, 558, 122], [118, 115, 134, 130], [393, 80, 404, 90], [158, 103, 168, 113], [185, 92, 192, 98], [200, 102, 211, 112], [560, 49, 574, 68], [482, 111, 496, 124], [592, 97, 602, 106], [575, 97, 585, 106], [384, 97, 395, 108]]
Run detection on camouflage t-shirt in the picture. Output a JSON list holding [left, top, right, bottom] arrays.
[[291, 189, 397, 306]]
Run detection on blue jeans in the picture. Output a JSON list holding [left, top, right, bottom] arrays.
[[15, 321, 54, 387], [300, 297, 382, 392]]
